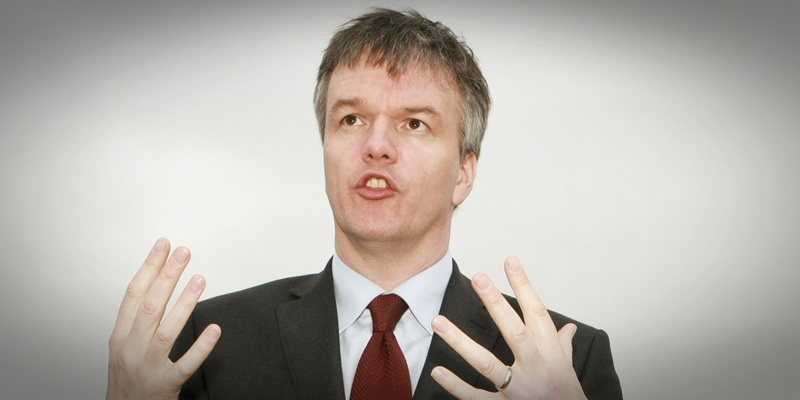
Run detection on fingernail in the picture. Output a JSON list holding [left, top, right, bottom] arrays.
[[431, 367, 446, 381], [207, 325, 221, 340], [153, 238, 167, 252], [474, 273, 490, 291], [432, 316, 450, 334], [506, 257, 522, 273], [189, 275, 205, 293], [174, 247, 190, 264]]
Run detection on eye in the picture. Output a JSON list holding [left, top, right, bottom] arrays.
[[407, 118, 428, 131], [342, 115, 364, 126]]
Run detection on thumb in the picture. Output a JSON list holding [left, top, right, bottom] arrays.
[[558, 323, 577, 361]]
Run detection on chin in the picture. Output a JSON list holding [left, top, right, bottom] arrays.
[[338, 219, 406, 243], [351, 226, 403, 243]]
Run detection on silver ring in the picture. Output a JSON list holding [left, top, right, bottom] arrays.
[[496, 365, 512, 392]]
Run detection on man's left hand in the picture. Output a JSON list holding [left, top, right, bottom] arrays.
[[431, 256, 587, 400]]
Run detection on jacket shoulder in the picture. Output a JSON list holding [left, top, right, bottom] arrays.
[[192, 272, 318, 317]]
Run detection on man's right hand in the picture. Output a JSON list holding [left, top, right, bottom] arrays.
[[106, 238, 221, 400]]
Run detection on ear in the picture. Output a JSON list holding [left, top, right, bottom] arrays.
[[452, 152, 477, 207]]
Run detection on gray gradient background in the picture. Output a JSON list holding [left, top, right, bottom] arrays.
[[1, 0, 798, 399]]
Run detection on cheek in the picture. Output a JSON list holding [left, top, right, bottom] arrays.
[[424, 159, 461, 197], [323, 144, 355, 195], [323, 149, 341, 192]]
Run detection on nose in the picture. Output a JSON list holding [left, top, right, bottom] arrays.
[[361, 119, 397, 163]]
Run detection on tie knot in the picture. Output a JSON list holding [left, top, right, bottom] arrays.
[[368, 294, 408, 332]]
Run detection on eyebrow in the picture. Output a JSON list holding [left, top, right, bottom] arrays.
[[328, 98, 444, 122], [329, 98, 365, 116], [401, 106, 443, 122]]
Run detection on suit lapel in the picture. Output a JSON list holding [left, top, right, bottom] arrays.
[[413, 261, 502, 399], [276, 261, 346, 400]]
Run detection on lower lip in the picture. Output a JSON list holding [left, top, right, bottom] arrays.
[[357, 187, 396, 200]]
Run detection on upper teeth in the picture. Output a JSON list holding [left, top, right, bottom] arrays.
[[366, 178, 388, 189]]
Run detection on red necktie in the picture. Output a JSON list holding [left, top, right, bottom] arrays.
[[350, 294, 412, 400]]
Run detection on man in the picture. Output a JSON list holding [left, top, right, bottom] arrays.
[[106, 8, 622, 400]]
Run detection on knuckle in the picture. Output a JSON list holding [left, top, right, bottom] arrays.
[[160, 264, 180, 281], [143, 257, 160, 270], [116, 350, 136, 372], [174, 361, 193, 379], [447, 325, 460, 340], [510, 325, 529, 344], [193, 341, 212, 358], [446, 377, 460, 395], [124, 282, 143, 300], [478, 355, 497, 375], [486, 292, 505, 307], [108, 333, 122, 350], [153, 329, 174, 348], [516, 276, 532, 288], [176, 291, 199, 310], [449, 332, 464, 349], [530, 302, 549, 319], [139, 299, 160, 318]]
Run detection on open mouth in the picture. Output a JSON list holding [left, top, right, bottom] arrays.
[[365, 177, 388, 189]]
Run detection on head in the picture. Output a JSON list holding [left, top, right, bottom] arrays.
[[314, 8, 491, 160]]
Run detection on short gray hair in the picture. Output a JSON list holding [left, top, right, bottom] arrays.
[[313, 8, 491, 159]]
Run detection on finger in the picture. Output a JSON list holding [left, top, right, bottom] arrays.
[[471, 272, 538, 361], [431, 366, 494, 400], [166, 324, 221, 388], [558, 323, 577, 361], [146, 274, 207, 363], [128, 246, 191, 344], [432, 315, 511, 389], [110, 238, 170, 348], [503, 257, 560, 352]]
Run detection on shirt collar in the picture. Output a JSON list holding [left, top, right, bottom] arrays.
[[332, 251, 453, 335]]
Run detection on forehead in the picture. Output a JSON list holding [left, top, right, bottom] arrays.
[[326, 62, 461, 113]]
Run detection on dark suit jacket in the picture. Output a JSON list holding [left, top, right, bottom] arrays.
[[171, 260, 622, 399]]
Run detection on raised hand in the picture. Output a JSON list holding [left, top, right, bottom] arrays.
[[106, 238, 221, 400], [431, 257, 586, 399]]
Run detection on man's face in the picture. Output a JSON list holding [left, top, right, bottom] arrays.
[[323, 62, 476, 245]]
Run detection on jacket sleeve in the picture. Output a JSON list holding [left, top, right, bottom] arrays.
[[578, 329, 623, 400]]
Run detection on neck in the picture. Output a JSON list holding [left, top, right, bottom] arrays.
[[334, 227, 451, 291]]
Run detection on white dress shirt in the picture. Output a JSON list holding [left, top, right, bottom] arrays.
[[332, 252, 452, 398]]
